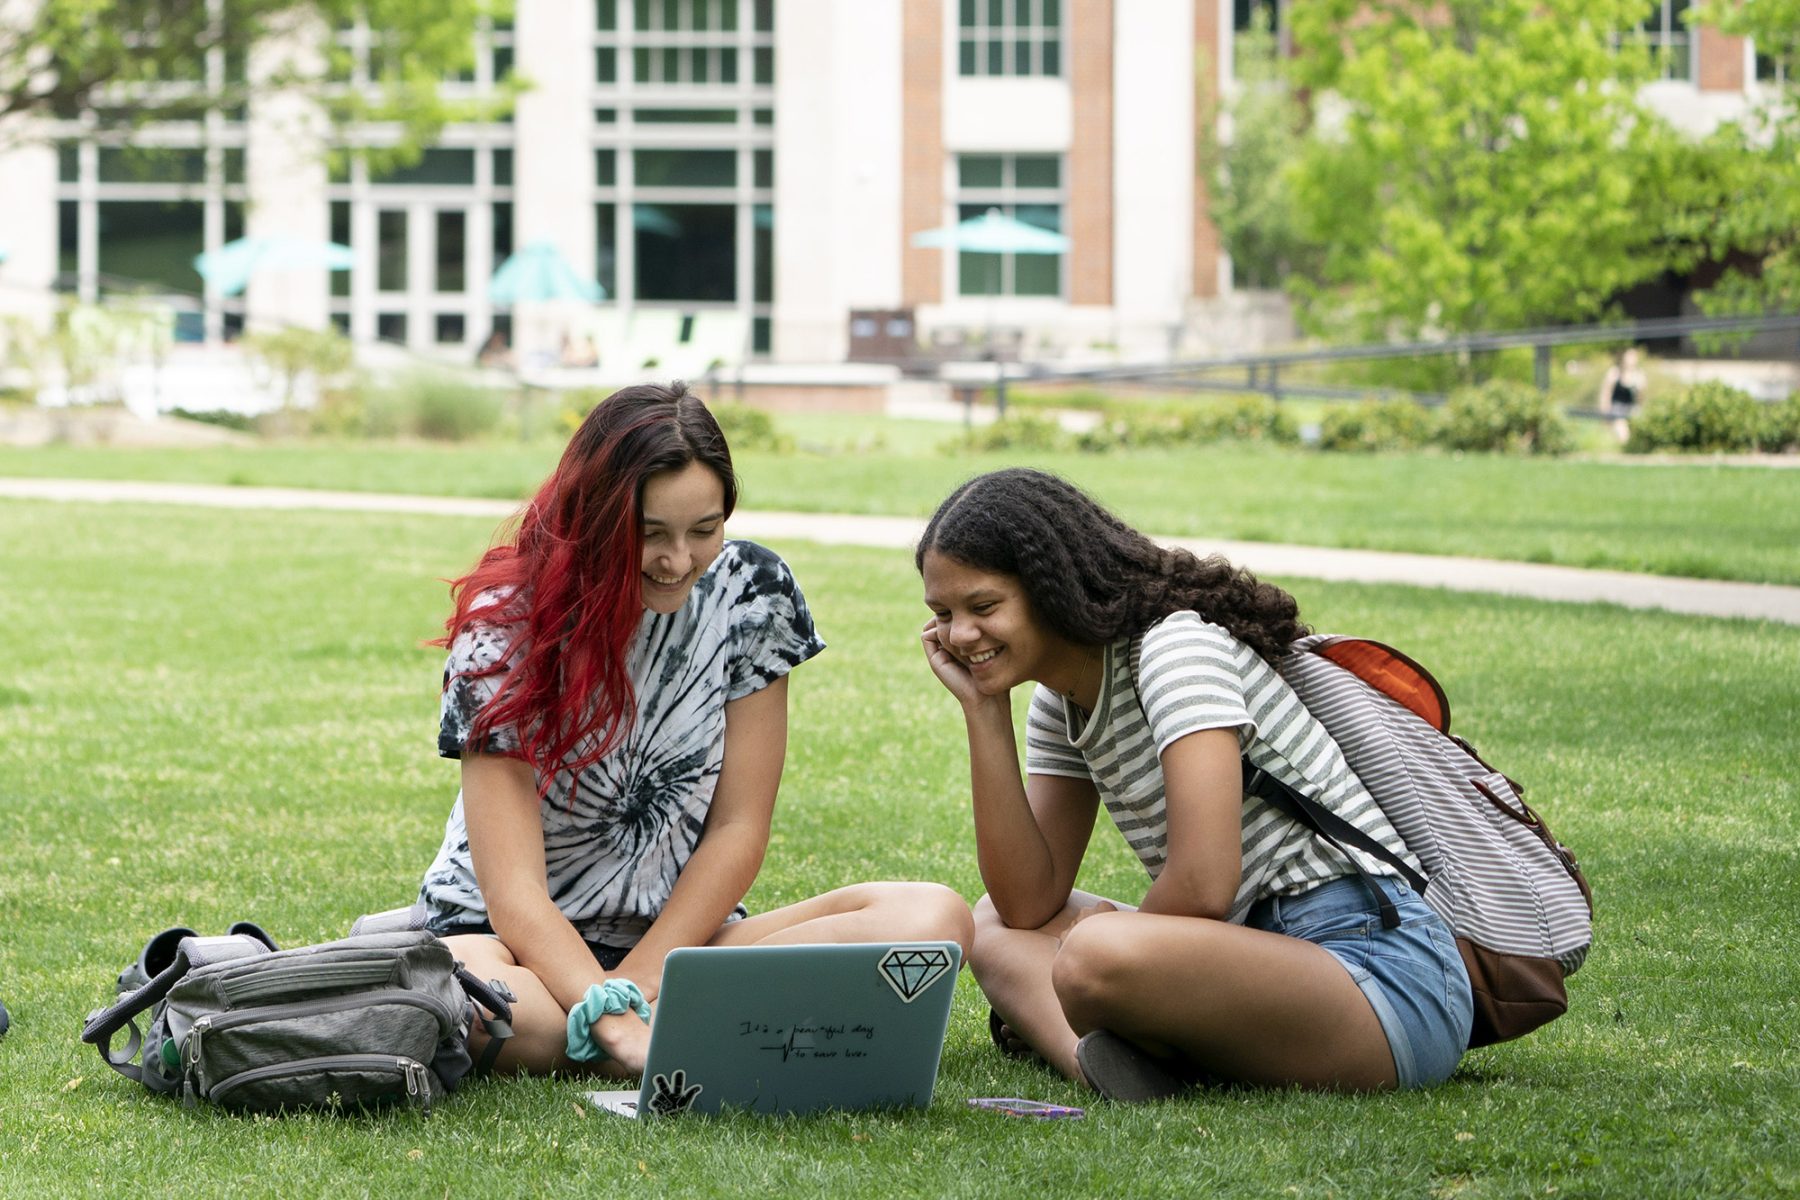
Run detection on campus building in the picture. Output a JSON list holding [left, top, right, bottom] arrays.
[[0, 0, 1781, 370]]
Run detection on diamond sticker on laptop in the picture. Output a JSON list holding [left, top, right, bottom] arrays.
[[878, 946, 954, 1004]]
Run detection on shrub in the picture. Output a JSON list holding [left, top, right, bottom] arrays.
[[1436, 380, 1574, 456], [1757, 394, 1800, 453], [1625, 381, 1762, 454], [410, 373, 504, 441], [1179, 395, 1299, 445], [941, 413, 1068, 454], [241, 327, 353, 409], [1317, 399, 1438, 453], [306, 375, 412, 439], [168, 407, 256, 433], [710, 402, 791, 453], [1072, 396, 1297, 453]]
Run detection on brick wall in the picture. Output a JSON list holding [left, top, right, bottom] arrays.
[[1069, 0, 1114, 306], [1697, 24, 1745, 92], [902, 0, 945, 306]]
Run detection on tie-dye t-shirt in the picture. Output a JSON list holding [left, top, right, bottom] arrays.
[[419, 540, 826, 946]]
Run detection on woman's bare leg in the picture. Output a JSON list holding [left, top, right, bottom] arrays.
[[1050, 909, 1397, 1091], [708, 882, 974, 957], [445, 933, 633, 1078], [966, 891, 1121, 1080], [969, 897, 1396, 1091]]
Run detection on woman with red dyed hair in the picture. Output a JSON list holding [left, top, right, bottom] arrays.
[[417, 382, 972, 1075]]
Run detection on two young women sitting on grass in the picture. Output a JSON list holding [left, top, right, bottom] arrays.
[[416, 384, 1471, 1099]]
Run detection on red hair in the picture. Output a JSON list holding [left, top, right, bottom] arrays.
[[436, 382, 738, 794]]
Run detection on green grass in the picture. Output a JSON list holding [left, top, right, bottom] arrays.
[[2, 498, 1796, 1197], [5, 428, 1798, 584]]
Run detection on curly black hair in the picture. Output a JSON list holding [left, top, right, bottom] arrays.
[[915, 468, 1308, 662]]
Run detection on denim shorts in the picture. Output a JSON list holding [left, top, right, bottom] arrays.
[[1245, 874, 1473, 1088]]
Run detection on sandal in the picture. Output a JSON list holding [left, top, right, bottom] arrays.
[[987, 1007, 1048, 1065], [1074, 1030, 1195, 1103]]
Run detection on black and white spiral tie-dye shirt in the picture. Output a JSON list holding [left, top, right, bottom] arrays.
[[419, 539, 826, 947]]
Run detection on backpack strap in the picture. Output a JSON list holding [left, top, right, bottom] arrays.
[[455, 968, 517, 1075], [81, 955, 188, 1083], [1243, 763, 1425, 929], [1123, 632, 1426, 931], [80, 933, 274, 1083]]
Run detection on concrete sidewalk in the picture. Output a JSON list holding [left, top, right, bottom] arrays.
[[5, 476, 1798, 625]]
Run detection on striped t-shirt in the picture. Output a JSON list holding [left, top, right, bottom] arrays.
[[1024, 611, 1415, 923]]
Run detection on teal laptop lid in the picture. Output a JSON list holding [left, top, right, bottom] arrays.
[[586, 941, 961, 1117]]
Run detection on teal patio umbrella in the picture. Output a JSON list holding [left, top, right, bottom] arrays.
[[911, 207, 1070, 256], [488, 239, 606, 305], [193, 236, 355, 296], [912, 208, 1069, 414]]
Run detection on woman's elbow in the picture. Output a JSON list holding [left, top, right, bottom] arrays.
[[1147, 872, 1234, 922], [980, 891, 1064, 933]]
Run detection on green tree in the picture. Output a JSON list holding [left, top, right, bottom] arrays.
[[0, 0, 510, 158], [1681, 1, 1800, 317], [1284, 0, 1686, 340], [1204, 18, 1318, 289]]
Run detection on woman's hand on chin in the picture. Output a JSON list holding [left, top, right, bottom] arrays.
[[921, 618, 998, 710]]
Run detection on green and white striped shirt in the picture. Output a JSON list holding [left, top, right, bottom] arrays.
[[1024, 611, 1415, 923]]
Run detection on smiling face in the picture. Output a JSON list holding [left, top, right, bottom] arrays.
[[920, 549, 1071, 696], [639, 460, 727, 613]]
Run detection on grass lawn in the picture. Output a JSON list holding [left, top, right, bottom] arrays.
[[1, 497, 1795, 1197], [2, 420, 1797, 586]]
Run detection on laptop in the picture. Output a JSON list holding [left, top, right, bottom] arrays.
[[584, 941, 961, 1117]]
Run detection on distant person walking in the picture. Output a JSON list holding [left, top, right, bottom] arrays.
[[1598, 347, 1647, 445]]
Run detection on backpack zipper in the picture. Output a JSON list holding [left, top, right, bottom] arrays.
[[190, 988, 459, 1039], [177, 990, 457, 1102], [217, 959, 400, 1005], [208, 1054, 435, 1113], [182, 1016, 211, 1107]]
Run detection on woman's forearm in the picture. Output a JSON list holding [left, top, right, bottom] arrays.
[[614, 819, 767, 1001], [487, 890, 610, 1013], [964, 701, 1063, 926]]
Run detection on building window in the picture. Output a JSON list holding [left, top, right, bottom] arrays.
[[635, 203, 736, 301], [618, 0, 759, 86], [1232, 0, 1287, 57], [1623, 1, 1693, 81], [1754, 40, 1790, 85], [593, 1, 775, 349], [954, 153, 1064, 297], [959, 0, 1063, 78]]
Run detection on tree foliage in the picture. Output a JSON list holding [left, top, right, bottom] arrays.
[[0, 0, 510, 158], [1283, 0, 1687, 340], [1677, 1, 1800, 317], [1204, 18, 1318, 290]]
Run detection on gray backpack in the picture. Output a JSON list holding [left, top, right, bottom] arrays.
[[1251, 635, 1594, 1047], [81, 927, 513, 1114]]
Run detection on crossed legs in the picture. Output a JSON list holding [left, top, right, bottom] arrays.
[[972, 890, 1397, 1092], [450, 882, 973, 1076]]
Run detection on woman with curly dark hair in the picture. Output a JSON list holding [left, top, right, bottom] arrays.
[[420, 382, 972, 1077], [917, 468, 1470, 1101]]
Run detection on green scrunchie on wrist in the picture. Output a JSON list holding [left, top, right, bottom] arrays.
[[565, 979, 651, 1063]]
